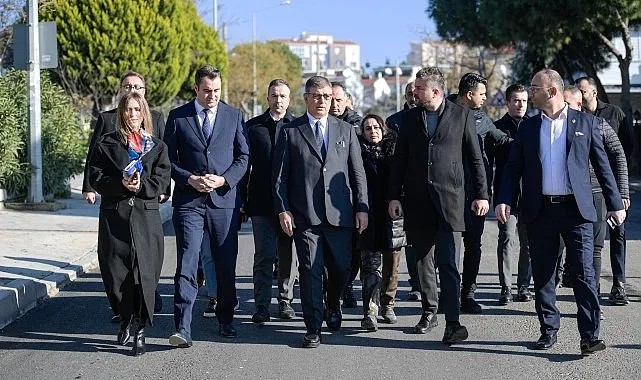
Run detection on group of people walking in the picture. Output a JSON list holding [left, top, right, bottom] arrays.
[[83, 63, 630, 356]]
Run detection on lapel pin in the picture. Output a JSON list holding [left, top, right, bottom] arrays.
[[572, 119, 576, 124], [575, 131, 584, 136]]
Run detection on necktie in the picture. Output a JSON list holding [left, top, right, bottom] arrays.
[[202, 109, 213, 140], [314, 120, 327, 159]]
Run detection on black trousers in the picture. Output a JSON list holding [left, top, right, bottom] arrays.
[[462, 196, 485, 295], [293, 221, 352, 331]]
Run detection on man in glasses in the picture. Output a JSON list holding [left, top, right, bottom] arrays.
[[81, 70, 167, 323], [272, 75, 368, 348]]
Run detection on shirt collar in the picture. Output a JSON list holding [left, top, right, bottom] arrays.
[[541, 104, 569, 122], [307, 112, 328, 128], [194, 99, 218, 115]]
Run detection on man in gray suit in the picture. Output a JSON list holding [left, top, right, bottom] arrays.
[[272, 76, 369, 348]]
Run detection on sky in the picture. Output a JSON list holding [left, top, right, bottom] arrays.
[[197, 0, 436, 68]]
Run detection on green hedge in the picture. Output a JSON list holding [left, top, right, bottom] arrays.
[[0, 70, 87, 199]]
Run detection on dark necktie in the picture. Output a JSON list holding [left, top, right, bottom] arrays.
[[202, 109, 213, 140], [314, 120, 327, 159]]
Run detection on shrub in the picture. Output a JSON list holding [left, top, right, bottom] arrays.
[[0, 70, 87, 199]]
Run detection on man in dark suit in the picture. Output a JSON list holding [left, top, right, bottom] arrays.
[[81, 70, 166, 321], [164, 65, 249, 346], [244, 79, 297, 324], [388, 66, 489, 344], [272, 75, 368, 348], [496, 69, 626, 355]]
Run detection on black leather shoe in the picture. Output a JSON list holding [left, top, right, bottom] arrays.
[[278, 301, 296, 319], [154, 290, 162, 313], [302, 330, 321, 348], [327, 309, 342, 331], [117, 316, 132, 345], [516, 286, 533, 302], [498, 287, 513, 306], [461, 297, 482, 314], [169, 331, 192, 348], [413, 312, 438, 334], [535, 333, 557, 350], [219, 323, 237, 338], [442, 321, 468, 344], [252, 306, 270, 324], [580, 339, 606, 356], [132, 318, 146, 356]]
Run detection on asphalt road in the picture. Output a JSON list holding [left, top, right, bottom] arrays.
[[0, 214, 640, 379]]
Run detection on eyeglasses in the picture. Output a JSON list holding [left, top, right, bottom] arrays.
[[306, 93, 332, 101], [122, 84, 145, 91], [528, 85, 549, 93]]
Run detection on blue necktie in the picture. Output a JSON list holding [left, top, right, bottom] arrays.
[[315, 121, 326, 159], [202, 109, 213, 140]]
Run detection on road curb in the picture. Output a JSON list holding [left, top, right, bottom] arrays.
[[0, 201, 173, 330]]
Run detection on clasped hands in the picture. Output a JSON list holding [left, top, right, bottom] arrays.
[[188, 174, 226, 193], [122, 172, 141, 192]]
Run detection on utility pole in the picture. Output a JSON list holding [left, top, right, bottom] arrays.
[[222, 22, 228, 102], [28, 0, 43, 203]]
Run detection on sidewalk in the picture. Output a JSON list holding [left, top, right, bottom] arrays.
[[0, 175, 172, 329]]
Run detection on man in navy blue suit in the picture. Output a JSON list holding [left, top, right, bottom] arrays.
[[496, 69, 626, 356], [164, 65, 249, 346]]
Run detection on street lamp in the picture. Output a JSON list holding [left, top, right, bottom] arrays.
[[252, 0, 291, 117]]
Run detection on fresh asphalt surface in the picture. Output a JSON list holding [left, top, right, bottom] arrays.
[[1, 209, 640, 379]]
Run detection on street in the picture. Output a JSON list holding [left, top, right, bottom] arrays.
[[0, 210, 640, 379]]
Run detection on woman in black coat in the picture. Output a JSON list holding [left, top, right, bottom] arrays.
[[89, 92, 171, 356], [358, 114, 406, 332]]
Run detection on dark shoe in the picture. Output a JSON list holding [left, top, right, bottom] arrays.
[[560, 275, 572, 288], [609, 284, 630, 305], [278, 301, 295, 319], [381, 306, 397, 324], [327, 309, 343, 331], [111, 314, 121, 324], [252, 306, 270, 324], [361, 314, 378, 332], [154, 290, 162, 313], [203, 297, 217, 318], [219, 323, 237, 338], [535, 333, 557, 350], [408, 289, 422, 301], [196, 268, 205, 288], [342, 283, 357, 308], [580, 339, 606, 356], [302, 329, 321, 348], [516, 286, 533, 302], [117, 316, 132, 346], [442, 321, 468, 344], [461, 297, 482, 314], [413, 312, 438, 334], [132, 318, 146, 356], [498, 286, 513, 306], [169, 331, 192, 348]]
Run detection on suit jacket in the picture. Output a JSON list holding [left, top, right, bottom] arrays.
[[82, 109, 165, 193], [164, 100, 249, 208], [243, 109, 294, 216], [498, 107, 623, 224], [272, 114, 368, 228], [388, 99, 488, 232]]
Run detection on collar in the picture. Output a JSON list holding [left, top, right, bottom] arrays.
[[307, 112, 328, 128], [540, 104, 569, 122], [194, 99, 218, 115], [267, 109, 293, 123], [596, 98, 607, 111]]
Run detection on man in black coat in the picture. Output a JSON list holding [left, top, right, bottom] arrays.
[[388, 67, 489, 344], [243, 79, 297, 324], [81, 70, 166, 321], [490, 84, 532, 305], [576, 76, 631, 305], [386, 81, 417, 132]]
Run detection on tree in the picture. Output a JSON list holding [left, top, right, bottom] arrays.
[[176, 1, 227, 101], [42, 0, 195, 110], [227, 41, 303, 117]]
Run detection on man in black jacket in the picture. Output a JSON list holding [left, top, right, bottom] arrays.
[[576, 77, 631, 305], [244, 79, 297, 324], [386, 82, 417, 131], [490, 84, 532, 305], [455, 73, 512, 314], [388, 67, 489, 344]]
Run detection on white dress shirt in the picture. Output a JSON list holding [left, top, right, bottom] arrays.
[[307, 112, 329, 148], [539, 104, 572, 195], [194, 100, 218, 130]]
